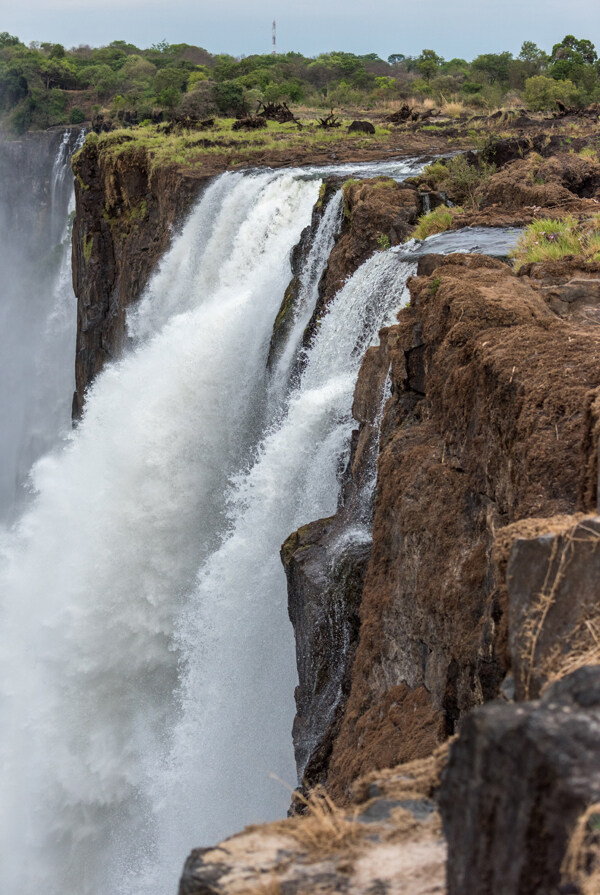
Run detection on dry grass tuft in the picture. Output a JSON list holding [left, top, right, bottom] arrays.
[[520, 531, 575, 698], [562, 803, 600, 895], [519, 522, 600, 697], [354, 741, 451, 804], [441, 100, 465, 118], [237, 880, 283, 895], [263, 785, 364, 859], [543, 615, 600, 689], [285, 786, 364, 853]]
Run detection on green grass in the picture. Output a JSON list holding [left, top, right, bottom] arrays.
[[83, 234, 93, 264], [412, 205, 464, 240], [510, 215, 600, 269], [578, 147, 599, 160], [429, 275, 441, 295], [74, 117, 399, 176]]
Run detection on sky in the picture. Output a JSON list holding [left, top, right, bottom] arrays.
[[2, 0, 599, 60]]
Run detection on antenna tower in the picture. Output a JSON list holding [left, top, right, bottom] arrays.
[[272, 20, 277, 55]]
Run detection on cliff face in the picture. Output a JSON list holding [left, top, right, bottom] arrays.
[[281, 177, 424, 790], [71, 141, 207, 416], [284, 251, 600, 799], [68, 137, 600, 890]]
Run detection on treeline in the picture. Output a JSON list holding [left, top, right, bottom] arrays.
[[1, 32, 599, 132]]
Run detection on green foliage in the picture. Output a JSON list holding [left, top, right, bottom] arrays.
[[376, 233, 391, 250], [524, 75, 578, 110], [416, 49, 443, 82], [83, 234, 93, 264], [70, 106, 85, 123], [413, 206, 463, 239], [510, 215, 600, 268], [3, 30, 600, 135], [471, 51, 513, 85], [214, 80, 245, 114], [419, 155, 495, 207], [429, 275, 441, 295]]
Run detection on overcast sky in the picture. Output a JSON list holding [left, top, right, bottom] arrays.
[[2, 0, 599, 60]]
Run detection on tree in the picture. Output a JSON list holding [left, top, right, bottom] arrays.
[[471, 52, 513, 85], [153, 65, 188, 94], [552, 35, 597, 66], [213, 80, 244, 114], [416, 49, 443, 82], [387, 53, 405, 65], [0, 32, 21, 48]]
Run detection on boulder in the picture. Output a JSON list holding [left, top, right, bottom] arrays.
[[348, 120, 376, 134], [439, 667, 600, 895]]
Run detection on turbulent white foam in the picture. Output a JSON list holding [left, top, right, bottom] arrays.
[[0, 169, 320, 895], [0, 163, 417, 895], [267, 189, 343, 410]]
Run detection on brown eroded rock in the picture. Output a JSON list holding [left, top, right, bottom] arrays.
[[317, 177, 420, 306], [325, 254, 600, 798], [479, 151, 600, 212], [494, 513, 600, 700]]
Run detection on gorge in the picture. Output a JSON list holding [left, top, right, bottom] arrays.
[[1, 119, 600, 895]]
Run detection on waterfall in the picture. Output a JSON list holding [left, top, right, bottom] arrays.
[[0, 157, 422, 894], [0, 140, 526, 894], [0, 128, 83, 524]]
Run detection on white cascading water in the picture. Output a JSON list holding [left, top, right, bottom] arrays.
[[0, 159, 421, 895]]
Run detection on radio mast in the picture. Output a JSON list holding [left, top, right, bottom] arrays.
[[272, 20, 277, 55]]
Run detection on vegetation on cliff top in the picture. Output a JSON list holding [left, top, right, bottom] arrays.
[[510, 215, 600, 268], [2, 31, 600, 133], [75, 117, 395, 173]]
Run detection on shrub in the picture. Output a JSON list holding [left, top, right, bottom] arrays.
[[413, 205, 463, 239], [419, 155, 495, 207], [179, 81, 217, 118], [69, 106, 85, 123], [442, 155, 495, 206], [524, 75, 578, 111], [214, 81, 245, 115]]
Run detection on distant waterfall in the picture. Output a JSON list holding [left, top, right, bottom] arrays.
[[0, 128, 83, 523], [0, 160, 427, 895]]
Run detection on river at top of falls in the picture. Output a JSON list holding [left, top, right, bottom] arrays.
[[0, 149, 516, 895]]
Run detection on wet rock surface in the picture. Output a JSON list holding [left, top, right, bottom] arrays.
[[267, 177, 342, 372], [439, 667, 600, 895]]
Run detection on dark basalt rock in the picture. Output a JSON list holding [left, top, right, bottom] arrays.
[[283, 518, 370, 787], [505, 515, 600, 699], [348, 120, 375, 134], [439, 667, 600, 895]]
